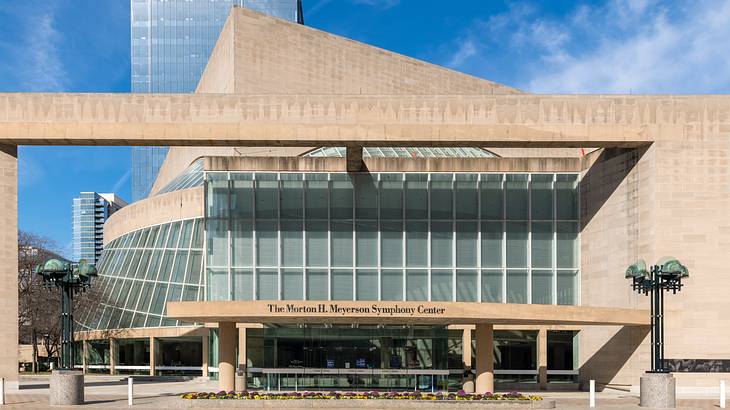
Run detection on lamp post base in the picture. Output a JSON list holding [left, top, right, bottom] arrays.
[[640, 372, 675, 408], [49, 370, 84, 406]]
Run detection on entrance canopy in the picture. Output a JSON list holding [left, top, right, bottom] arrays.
[[167, 300, 649, 327]]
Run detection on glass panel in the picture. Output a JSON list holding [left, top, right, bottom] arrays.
[[255, 173, 278, 219], [282, 269, 303, 300], [331, 220, 353, 267], [208, 268, 228, 301], [182, 286, 199, 302], [532, 270, 553, 305], [455, 174, 478, 219], [206, 173, 228, 218], [456, 270, 477, 302], [166, 221, 182, 248], [231, 220, 253, 267], [404, 173, 428, 219], [330, 174, 353, 219], [531, 174, 553, 220], [230, 173, 253, 219], [280, 174, 303, 219], [431, 269, 453, 301], [192, 219, 204, 249], [156, 250, 175, 282], [456, 221, 477, 268], [557, 222, 578, 269], [556, 174, 578, 220], [431, 221, 452, 268], [186, 250, 203, 286], [406, 270, 428, 301], [356, 270, 378, 300], [506, 222, 528, 268], [557, 270, 578, 305], [233, 269, 253, 301], [150, 283, 169, 314], [405, 221, 428, 268], [155, 223, 170, 248], [481, 270, 503, 303], [304, 174, 328, 219], [379, 173, 403, 220], [381, 270, 403, 301], [531, 222, 553, 269], [355, 220, 377, 267], [354, 174, 378, 219], [506, 270, 528, 304], [206, 219, 227, 267], [256, 221, 278, 267], [430, 174, 453, 219], [505, 174, 528, 220], [257, 269, 278, 300], [481, 221, 503, 268], [548, 330, 577, 370], [306, 269, 328, 301], [170, 250, 188, 283], [281, 220, 303, 267], [305, 221, 327, 267], [331, 269, 353, 300], [381, 220, 403, 268], [179, 220, 194, 247]]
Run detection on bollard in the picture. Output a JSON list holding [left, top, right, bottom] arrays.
[[721, 380, 726, 409], [0, 377, 5, 405], [128, 377, 133, 406], [589, 379, 596, 408]]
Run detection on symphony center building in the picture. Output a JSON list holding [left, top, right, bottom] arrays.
[[59, 6, 730, 394]]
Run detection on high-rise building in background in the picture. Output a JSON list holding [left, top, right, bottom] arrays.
[[72, 192, 127, 264], [130, 0, 304, 202]]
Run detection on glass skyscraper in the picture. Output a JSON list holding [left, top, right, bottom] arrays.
[[72, 192, 127, 264], [130, 0, 304, 202]]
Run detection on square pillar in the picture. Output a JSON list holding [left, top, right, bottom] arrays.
[[109, 338, 117, 375], [202, 334, 209, 378], [236, 327, 247, 391], [474, 324, 494, 394], [81, 341, 89, 374], [149, 337, 156, 376], [538, 328, 548, 390], [462, 328, 474, 393], [218, 322, 236, 392], [0, 146, 17, 387]]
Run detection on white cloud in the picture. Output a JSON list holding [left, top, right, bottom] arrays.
[[25, 12, 68, 91], [351, 0, 400, 10], [443, 0, 730, 94]]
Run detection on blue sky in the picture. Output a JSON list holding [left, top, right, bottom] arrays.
[[1, 0, 729, 256]]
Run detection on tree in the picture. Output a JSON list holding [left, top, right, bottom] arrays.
[[18, 231, 63, 372]]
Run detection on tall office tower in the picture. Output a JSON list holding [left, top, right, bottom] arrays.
[[72, 192, 127, 264], [130, 0, 304, 202]]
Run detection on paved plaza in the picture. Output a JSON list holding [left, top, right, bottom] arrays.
[[0, 376, 721, 409]]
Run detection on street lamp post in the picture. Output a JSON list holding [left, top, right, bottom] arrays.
[[626, 257, 688, 408], [35, 258, 97, 405]]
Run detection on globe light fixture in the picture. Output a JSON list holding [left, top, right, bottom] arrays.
[[625, 257, 689, 373], [35, 258, 98, 370]]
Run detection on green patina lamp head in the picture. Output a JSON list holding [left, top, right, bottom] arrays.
[[75, 259, 98, 284], [626, 259, 649, 279], [36, 258, 71, 280], [658, 256, 689, 278]]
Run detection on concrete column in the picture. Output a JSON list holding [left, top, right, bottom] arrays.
[[462, 328, 474, 393], [0, 146, 17, 387], [202, 334, 209, 378], [346, 146, 365, 172], [235, 327, 247, 391], [538, 328, 548, 390], [474, 324, 494, 394], [81, 341, 88, 374], [218, 322, 236, 392], [149, 337, 156, 376], [109, 338, 117, 375]]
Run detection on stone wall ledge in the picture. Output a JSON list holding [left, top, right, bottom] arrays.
[[175, 398, 556, 409]]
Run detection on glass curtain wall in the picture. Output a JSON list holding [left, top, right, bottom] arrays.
[[78, 218, 205, 330], [205, 172, 579, 304]]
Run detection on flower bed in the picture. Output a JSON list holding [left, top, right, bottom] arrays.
[[180, 390, 542, 401]]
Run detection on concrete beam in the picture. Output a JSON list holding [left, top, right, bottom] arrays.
[[4, 93, 728, 147]]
